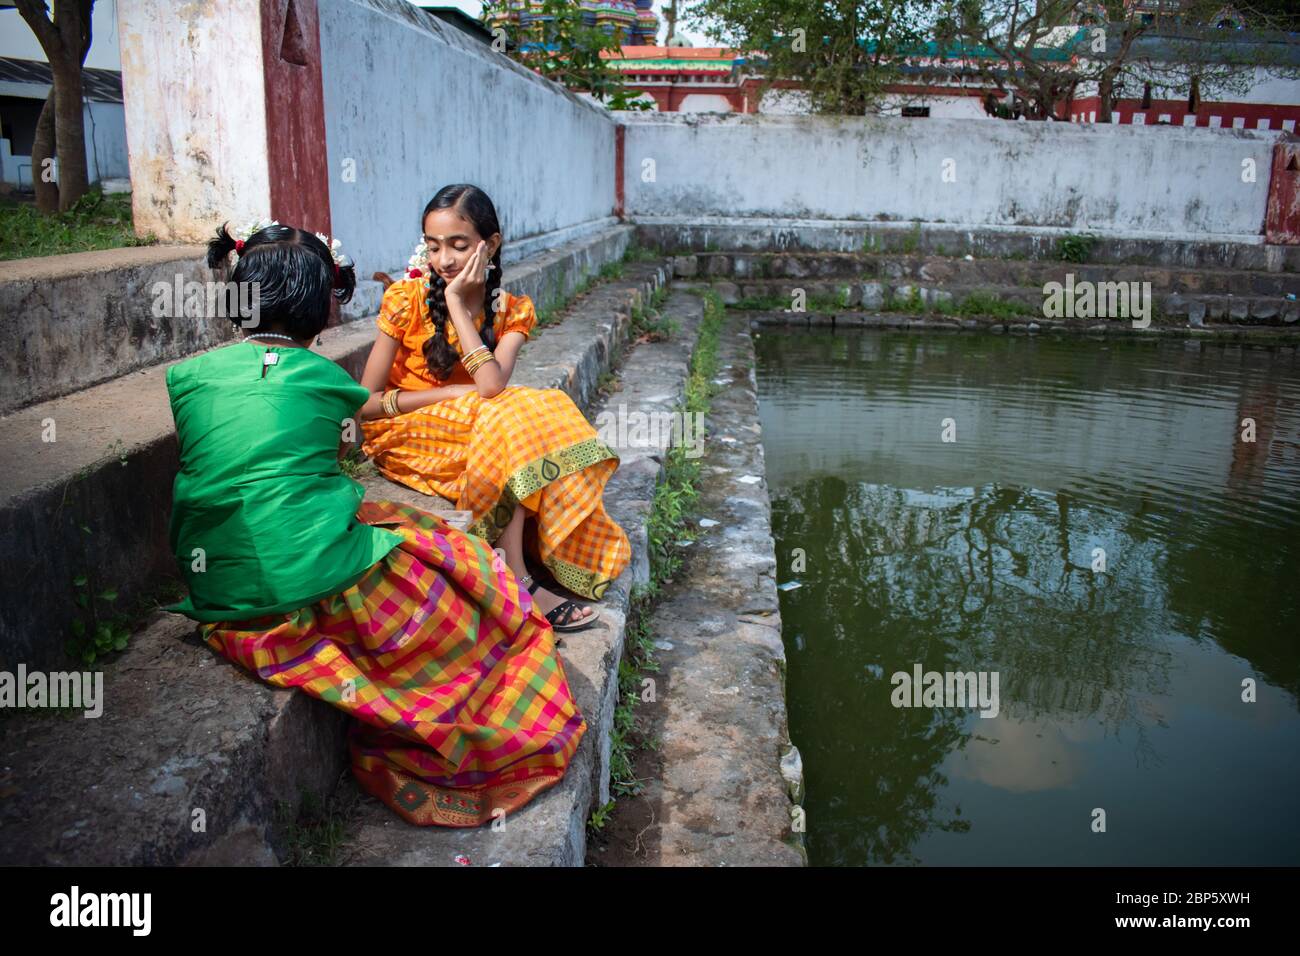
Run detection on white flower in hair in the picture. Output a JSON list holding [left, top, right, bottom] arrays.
[[407, 239, 429, 279], [229, 218, 279, 259], [313, 232, 350, 269]]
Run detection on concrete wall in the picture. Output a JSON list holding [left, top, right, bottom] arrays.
[[0, 246, 223, 415], [317, 0, 618, 276], [620, 113, 1284, 240], [117, 0, 272, 241]]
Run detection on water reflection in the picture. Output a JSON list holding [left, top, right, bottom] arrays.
[[757, 330, 1300, 865]]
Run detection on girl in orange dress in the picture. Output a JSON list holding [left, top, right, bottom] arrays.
[[359, 184, 630, 632]]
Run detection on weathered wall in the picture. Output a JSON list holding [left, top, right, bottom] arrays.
[[620, 113, 1285, 240], [117, 0, 272, 240], [317, 0, 618, 276]]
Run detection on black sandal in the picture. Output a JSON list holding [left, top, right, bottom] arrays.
[[543, 599, 598, 633], [519, 574, 598, 633]]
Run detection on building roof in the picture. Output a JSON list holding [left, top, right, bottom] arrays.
[[1101, 27, 1300, 66], [0, 56, 122, 102]]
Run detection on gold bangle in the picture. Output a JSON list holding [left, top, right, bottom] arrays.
[[461, 346, 492, 375], [383, 389, 402, 417]]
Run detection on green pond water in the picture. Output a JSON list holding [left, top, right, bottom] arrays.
[[753, 328, 1300, 866]]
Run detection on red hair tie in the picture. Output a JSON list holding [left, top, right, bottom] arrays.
[[234, 239, 245, 252]]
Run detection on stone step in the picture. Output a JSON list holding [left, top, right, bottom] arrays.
[[0, 242, 387, 417], [335, 289, 706, 867], [672, 251, 1300, 296], [635, 221, 1300, 272], [593, 309, 805, 867], [695, 277, 1300, 325], [0, 225, 642, 672], [0, 257, 674, 865]]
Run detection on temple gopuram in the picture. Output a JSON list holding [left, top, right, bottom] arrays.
[[485, 1, 660, 45]]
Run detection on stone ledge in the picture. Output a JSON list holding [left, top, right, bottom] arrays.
[[632, 220, 1300, 272], [598, 311, 806, 866], [740, 310, 1300, 341], [0, 612, 346, 866]]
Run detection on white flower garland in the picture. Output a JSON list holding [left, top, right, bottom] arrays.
[[407, 239, 429, 279], [227, 218, 350, 270]]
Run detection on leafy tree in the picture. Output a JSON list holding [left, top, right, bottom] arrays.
[[684, 0, 935, 115], [15, 0, 95, 213], [935, 1, 1299, 122]]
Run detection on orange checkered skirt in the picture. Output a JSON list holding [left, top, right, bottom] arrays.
[[362, 385, 630, 601], [201, 500, 587, 827]]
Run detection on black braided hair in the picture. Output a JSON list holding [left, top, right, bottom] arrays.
[[207, 222, 355, 339], [419, 185, 504, 381]]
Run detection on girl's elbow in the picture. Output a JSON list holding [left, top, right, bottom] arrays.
[[478, 372, 509, 400]]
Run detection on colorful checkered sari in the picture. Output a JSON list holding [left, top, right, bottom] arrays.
[[201, 500, 586, 827], [361, 280, 630, 601]]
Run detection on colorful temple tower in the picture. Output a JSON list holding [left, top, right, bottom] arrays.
[[484, 1, 660, 46]]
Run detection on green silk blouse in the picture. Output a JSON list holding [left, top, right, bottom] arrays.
[[165, 342, 402, 623]]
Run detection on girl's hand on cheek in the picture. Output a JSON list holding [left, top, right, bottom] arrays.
[[444, 241, 487, 306]]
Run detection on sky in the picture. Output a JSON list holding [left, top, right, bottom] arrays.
[[427, 1, 717, 48]]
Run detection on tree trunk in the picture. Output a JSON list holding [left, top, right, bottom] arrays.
[[31, 89, 58, 214], [15, 0, 94, 213], [1097, 72, 1114, 123], [51, 56, 90, 210]]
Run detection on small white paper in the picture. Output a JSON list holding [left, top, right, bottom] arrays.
[[737, 475, 761, 484], [263, 352, 279, 366], [699, 518, 720, 528], [778, 580, 802, 591]]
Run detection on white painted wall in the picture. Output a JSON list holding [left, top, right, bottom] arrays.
[[318, 0, 618, 276], [878, 93, 990, 120], [621, 113, 1282, 239], [677, 93, 733, 113], [116, 0, 271, 240], [757, 88, 810, 114]]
